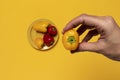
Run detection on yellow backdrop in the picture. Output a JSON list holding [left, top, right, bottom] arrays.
[[1, 0, 120, 80]]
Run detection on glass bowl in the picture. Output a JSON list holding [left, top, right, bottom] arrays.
[[27, 19, 59, 50]]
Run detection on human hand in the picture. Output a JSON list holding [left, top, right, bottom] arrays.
[[62, 14, 120, 61]]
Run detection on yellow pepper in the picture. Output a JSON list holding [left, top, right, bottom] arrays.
[[33, 21, 49, 33], [34, 38, 44, 49], [62, 29, 79, 50]]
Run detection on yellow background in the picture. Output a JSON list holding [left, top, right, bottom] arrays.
[[1, 0, 120, 80]]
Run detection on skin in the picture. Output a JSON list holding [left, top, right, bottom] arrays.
[[62, 14, 120, 61]]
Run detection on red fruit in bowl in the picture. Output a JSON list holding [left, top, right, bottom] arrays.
[[43, 33, 54, 46], [47, 25, 57, 36]]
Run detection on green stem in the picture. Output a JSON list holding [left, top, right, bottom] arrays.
[[67, 36, 76, 44]]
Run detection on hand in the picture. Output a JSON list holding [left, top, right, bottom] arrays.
[[62, 14, 120, 61]]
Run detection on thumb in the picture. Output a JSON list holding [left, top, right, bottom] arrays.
[[71, 42, 99, 53]]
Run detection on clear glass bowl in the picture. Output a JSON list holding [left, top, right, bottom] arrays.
[[27, 19, 59, 50]]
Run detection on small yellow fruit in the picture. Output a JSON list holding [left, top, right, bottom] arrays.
[[62, 29, 79, 50], [33, 21, 49, 33], [34, 38, 44, 49]]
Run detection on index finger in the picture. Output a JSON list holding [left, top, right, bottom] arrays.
[[62, 14, 101, 34]]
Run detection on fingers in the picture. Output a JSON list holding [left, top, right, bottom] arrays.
[[71, 42, 100, 53], [77, 24, 94, 35], [77, 24, 99, 42], [63, 14, 104, 53], [82, 29, 99, 42], [63, 14, 101, 34], [76, 25, 87, 35], [71, 29, 99, 53]]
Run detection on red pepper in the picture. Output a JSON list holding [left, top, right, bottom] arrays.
[[43, 33, 54, 46], [47, 25, 57, 36]]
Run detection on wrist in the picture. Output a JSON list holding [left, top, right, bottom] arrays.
[[112, 45, 120, 61]]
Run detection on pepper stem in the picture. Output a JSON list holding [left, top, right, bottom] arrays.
[[67, 36, 76, 44]]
